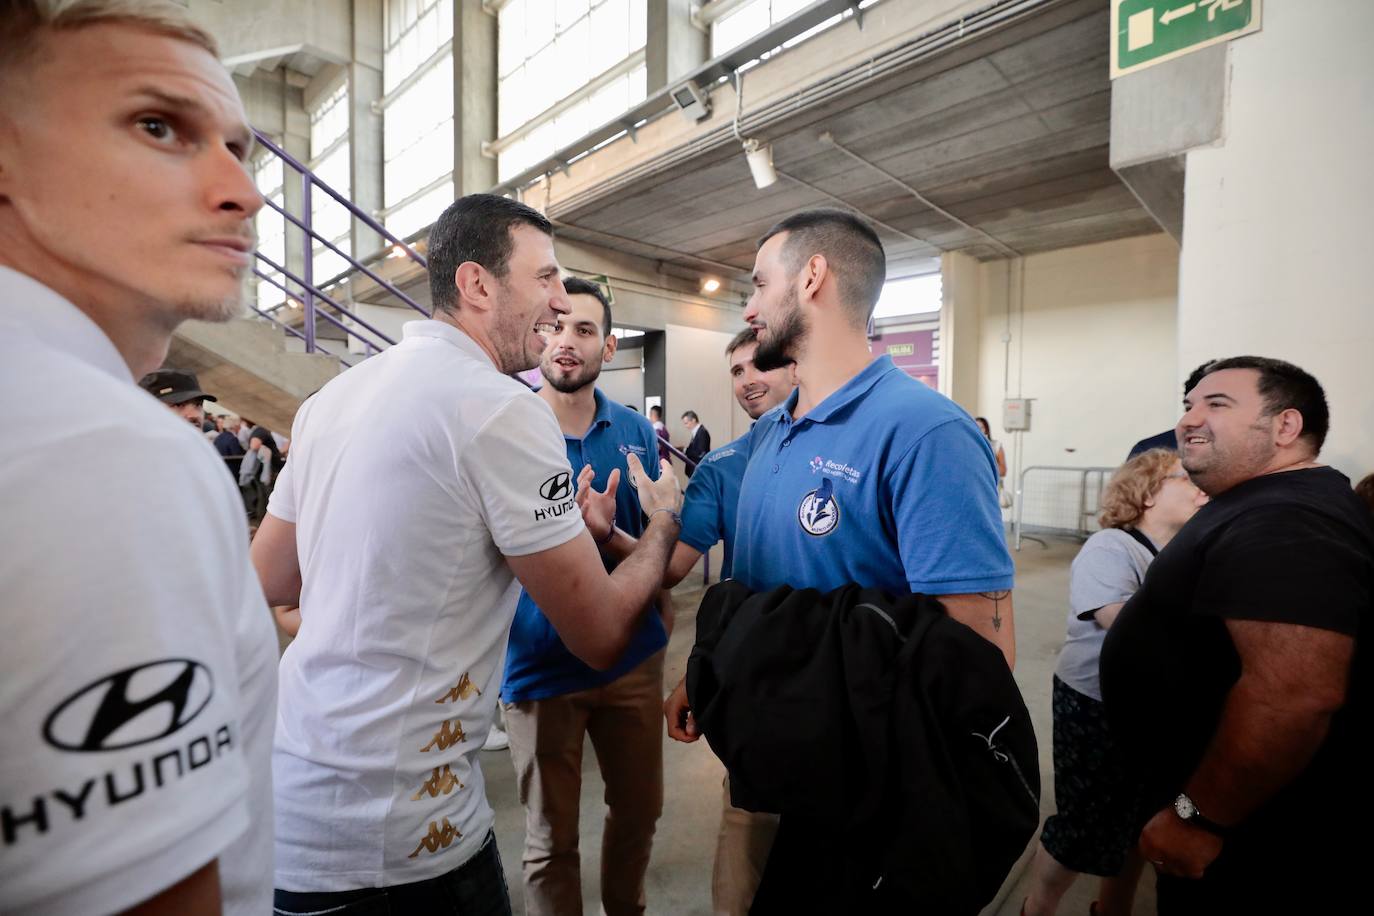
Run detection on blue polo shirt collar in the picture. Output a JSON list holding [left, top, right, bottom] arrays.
[[587, 388, 616, 434], [777, 355, 898, 429]]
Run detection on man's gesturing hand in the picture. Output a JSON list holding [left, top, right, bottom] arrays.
[[626, 453, 682, 518], [576, 463, 619, 543], [664, 677, 700, 743]]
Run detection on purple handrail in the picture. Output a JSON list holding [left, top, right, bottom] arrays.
[[254, 253, 397, 349], [259, 196, 429, 317], [252, 128, 428, 358]]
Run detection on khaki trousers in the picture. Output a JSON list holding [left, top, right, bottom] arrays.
[[504, 651, 665, 916], [711, 775, 780, 916]]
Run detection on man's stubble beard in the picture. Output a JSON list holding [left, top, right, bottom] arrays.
[[540, 357, 601, 394], [1183, 419, 1276, 496], [752, 284, 806, 373]]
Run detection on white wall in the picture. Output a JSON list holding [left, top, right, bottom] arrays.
[[664, 323, 748, 477], [958, 234, 1182, 477], [1178, 0, 1374, 480]]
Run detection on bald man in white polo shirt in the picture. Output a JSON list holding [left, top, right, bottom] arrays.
[[0, 4, 277, 914], [251, 194, 682, 915]]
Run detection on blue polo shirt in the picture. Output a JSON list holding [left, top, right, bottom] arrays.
[[502, 389, 668, 702], [679, 433, 751, 580], [733, 355, 1013, 596]]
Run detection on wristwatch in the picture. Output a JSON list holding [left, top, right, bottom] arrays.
[[1173, 793, 1229, 837]]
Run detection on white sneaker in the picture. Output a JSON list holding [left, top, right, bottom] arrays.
[[482, 725, 510, 751]]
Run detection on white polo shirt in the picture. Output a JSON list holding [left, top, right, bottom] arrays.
[[270, 319, 585, 890], [0, 267, 278, 915]]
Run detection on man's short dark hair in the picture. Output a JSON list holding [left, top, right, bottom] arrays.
[[562, 276, 612, 336], [649, 405, 662, 419], [757, 208, 886, 328], [427, 194, 553, 316], [725, 327, 757, 357], [1199, 356, 1330, 452], [1183, 359, 1216, 396], [682, 410, 699, 422]]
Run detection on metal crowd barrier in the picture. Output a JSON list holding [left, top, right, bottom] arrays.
[[1013, 465, 1117, 550]]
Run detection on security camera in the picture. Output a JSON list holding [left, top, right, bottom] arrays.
[[671, 80, 711, 123]]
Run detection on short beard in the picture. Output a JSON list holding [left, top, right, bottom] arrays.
[[541, 358, 600, 393], [753, 286, 805, 373]]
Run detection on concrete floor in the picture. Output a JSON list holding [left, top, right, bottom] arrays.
[[477, 537, 1159, 915]]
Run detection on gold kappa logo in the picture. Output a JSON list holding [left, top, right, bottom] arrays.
[[420, 718, 466, 752], [435, 673, 481, 704], [411, 765, 464, 800], [408, 817, 462, 858]]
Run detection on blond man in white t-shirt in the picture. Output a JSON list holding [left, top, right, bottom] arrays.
[[251, 193, 683, 915], [0, 3, 278, 915]]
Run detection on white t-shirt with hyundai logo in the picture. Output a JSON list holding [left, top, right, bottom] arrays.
[[269, 320, 585, 891], [0, 268, 278, 915]]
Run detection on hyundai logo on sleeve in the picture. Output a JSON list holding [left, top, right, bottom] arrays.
[[539, 472, 573, 501], [42, 659, 214, 752]]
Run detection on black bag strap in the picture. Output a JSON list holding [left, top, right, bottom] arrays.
[[1124, 526, 1158, 557]]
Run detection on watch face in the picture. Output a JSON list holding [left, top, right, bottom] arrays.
[[1175, 795, 1198, 819]]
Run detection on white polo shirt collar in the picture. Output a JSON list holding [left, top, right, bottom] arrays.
[[402, 318, 497, 368], [0, 266, 132, 383]]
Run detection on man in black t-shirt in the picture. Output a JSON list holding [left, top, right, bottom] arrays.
[[1101, 356, 1373, 913]]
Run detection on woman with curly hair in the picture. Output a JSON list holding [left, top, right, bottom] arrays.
[[1022, 449, 1207, 916]]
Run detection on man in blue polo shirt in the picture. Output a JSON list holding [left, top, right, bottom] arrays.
[[501, 277, 668, 916], [658, 327, 793, 589], [666, 211, 1016, 908]]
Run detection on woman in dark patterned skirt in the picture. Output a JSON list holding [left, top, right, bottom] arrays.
[[1022, 449, 1206, 916]]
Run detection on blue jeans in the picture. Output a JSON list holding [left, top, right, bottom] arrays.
[[273, 830, 511, 915]]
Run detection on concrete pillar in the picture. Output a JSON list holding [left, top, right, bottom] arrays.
[[1176, 0, 1374, 479], [1109, 44, 1226, 242], [454, 0, 497, 194], [350, 0, 385, 254], [277, 75, 312, 283], [646, 0, 709, 94], [938, 250, 984, 414]]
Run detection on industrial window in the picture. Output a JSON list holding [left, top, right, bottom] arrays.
[[382, 0, 455, 236], [309, 81, 352, 280], [495, 0, 648, 181], [252, 154, 287, 313]]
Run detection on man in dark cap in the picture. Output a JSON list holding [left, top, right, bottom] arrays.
[[139, 367, 217, 429]]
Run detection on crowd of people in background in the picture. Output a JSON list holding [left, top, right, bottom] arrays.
[[138, 368, 289, 526]]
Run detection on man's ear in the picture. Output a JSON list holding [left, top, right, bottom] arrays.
[[1273, 407, 1306, 449], [454, 261, 490, 314], [602, 333, 618, 364], [800, 254, 830, 301]]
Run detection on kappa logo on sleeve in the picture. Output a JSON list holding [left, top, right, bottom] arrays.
[[539, 472, 573, 501]]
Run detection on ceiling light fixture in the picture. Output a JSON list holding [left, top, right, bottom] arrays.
[[742, 138, 777, 190], [731, 69, 777, 191], [702, 278, 721, 294]]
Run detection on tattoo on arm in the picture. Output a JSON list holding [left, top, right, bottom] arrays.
[[980, 590, 1010, 632]]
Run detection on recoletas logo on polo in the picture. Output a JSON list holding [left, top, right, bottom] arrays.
[[42, 659, 213, 752], [539, 472, 573, 501]]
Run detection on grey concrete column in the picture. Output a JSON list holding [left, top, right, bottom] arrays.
[[350, 0, 385, 254], [646, 0, 708, 94], [279, 75, 312, 282], [454, 0, 497, 195]]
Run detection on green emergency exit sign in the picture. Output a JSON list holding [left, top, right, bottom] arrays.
[[1111, 0, 1262, 78]]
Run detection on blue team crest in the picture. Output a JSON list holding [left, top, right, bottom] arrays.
[[798, 477, 840, 536]]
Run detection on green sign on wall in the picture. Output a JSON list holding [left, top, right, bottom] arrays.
[[1111, 0, 1262, 78]]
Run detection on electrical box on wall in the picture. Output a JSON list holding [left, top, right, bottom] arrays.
[[1003, 398, 1032, 432]]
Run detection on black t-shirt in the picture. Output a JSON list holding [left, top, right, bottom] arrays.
[[1101, 466, 1373, 834]]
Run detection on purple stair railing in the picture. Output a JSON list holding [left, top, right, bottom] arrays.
[[250, 130, 430, 362]]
